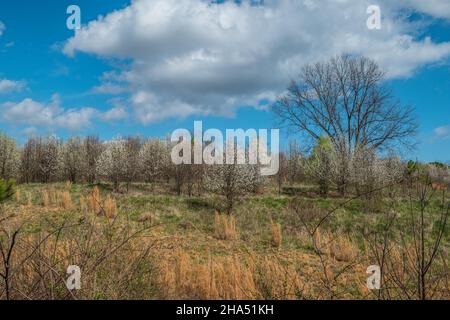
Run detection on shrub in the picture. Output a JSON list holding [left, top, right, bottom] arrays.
[[0, 179, 16, 204]]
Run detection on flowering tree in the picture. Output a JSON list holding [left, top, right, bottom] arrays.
[[24, 136, 60, 183], [205, 141, 261, 214], [0, 133, 19, 180], [426, 163, 450, 188], [139, 139, 170, 184], [350, 147, 403, 197], [305, 137, 337, 197], [96, 139, 129, 190], [286, 141, 304, 185]]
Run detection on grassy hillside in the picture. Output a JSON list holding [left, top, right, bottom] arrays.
[[0, 181, 448, 300]]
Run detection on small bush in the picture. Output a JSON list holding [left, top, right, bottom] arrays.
[[0, 178, 15, 204]]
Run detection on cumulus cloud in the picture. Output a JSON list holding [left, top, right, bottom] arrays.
[[100, 106, 129, 121], [1, 94, 125, 131], [434, 126, 450, 139], [63, 0, 450, 124], [0, 79, 26, 94], [2, 94, 96, 130]]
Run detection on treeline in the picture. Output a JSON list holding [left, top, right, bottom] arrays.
[[0, 133, 266, 213], [1, 132, 449, 200]]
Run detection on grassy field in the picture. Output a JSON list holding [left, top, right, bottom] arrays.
[[0, 181, 448, 300]]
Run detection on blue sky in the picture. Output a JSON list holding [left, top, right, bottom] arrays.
[[0, 0, 449, 162]]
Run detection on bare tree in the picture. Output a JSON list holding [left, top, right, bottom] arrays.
[[38, 137, 60, 183], [363, 176, 449, 300], [20, 137, 60, 183], [20, 138, 37, 184], [275, 153, 288, 194], [286, 141, 304, 185], [273, 55, 417, 194], [59, 137, 84, 183]]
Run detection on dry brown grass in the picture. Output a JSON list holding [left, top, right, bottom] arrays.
[[103, 195, 117, 218], [5, 183, 447, 301], [15, 190, 21, 203], [1, 215, 157, 300], [139, 212, 156, 224], [0, 192, 379, 301], [59, 191, 72, 210], [325, 232, 359, 262], [49, 189, 57, 205], [42, 190, 49, 207], [26, 192, 32, 207], [79, 195, 87, 212], [88, 187, 101, 214], [214, 211, 238, 240], [270, 220, 282, 248], [157, 249, 310, 300]]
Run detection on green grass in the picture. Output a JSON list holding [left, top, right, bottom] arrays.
[[10, 181, 449, 262]]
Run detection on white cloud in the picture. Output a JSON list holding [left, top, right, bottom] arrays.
[[64, 0, 450, 124], [2, 94, 127, 130], [0, 21, 5, 36], [100, 106, 128, 121], [434, 126, 450, 139], [2, 94, 95, 130], [0, 79, 26, 94]]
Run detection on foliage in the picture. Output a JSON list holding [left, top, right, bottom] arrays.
[[0, 179, 15, 204]]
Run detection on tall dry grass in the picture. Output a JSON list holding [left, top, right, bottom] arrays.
[[103, 195, 117, 218], [213, 211, 238, 240], [42, 190, 49, 207], [79, 195, 87, 212], [270, 220, 282, 248], [0, 212, 158, 300], [26, 192, 32, 207], [88, 187, 101, 214], [157, 249, 310, 300], [59, 191, 72, 210]]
